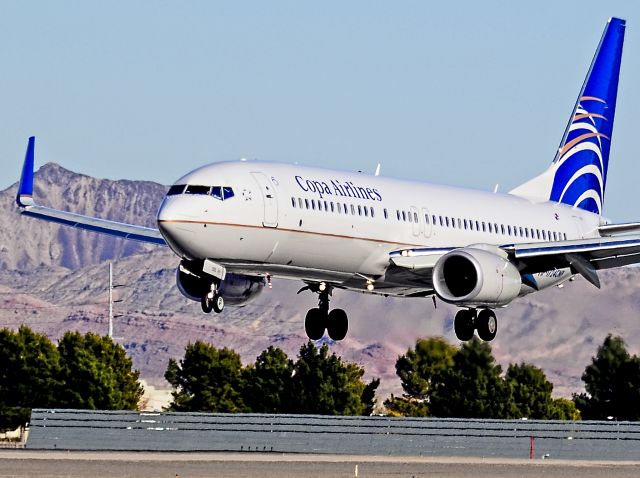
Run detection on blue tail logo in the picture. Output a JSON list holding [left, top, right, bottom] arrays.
[[549, 18, 625, 214]]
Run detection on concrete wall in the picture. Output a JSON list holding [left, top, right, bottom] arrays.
[[26, 409, 640, 460]]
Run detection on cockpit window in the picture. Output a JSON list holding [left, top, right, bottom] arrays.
[[167, 184, 186, 196], [211, 186, 223, 200], [169, 184, 235, 200], [185, 185, 211, 195]]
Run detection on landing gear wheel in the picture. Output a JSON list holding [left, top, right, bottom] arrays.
[[212, 294, 225, 314], [327, 309, 348, 341], [454, 309, 475, 341], [305, 308, 326, 340], [476, 309, 497, 342], [201, 295, 213, 314]]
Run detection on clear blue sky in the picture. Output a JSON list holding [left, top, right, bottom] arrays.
[[1, 1, 639, 221]]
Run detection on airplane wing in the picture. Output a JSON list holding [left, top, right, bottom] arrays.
[[388, 234, 640, 291], [16, 137, 167, 246], [503, 235, 640, 288]]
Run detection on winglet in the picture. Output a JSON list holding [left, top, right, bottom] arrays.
[[16, 136, 35, 207]]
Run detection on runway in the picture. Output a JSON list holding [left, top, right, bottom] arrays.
[[2, 451, 639, 478]]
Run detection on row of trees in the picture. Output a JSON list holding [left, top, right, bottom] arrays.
[[2, 324, 640, 430], [165, 341, 379, 415], [0, 326, 143, 430], [385, 337, 579, 419], [386, 334, 640, 421]]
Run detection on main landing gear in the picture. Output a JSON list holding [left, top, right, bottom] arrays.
[[302, 284, 349, 341], [454, 308, 497, 342], [201, 281, 224, 314]]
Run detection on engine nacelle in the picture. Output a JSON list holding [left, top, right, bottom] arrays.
[[176, 266, 266, 307], [433, 247, 521, 307]]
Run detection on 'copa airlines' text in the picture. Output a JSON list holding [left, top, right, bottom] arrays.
[[295, 176, 382, 201]]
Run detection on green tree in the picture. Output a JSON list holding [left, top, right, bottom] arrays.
[[548, 398, 581, 420], [243, 346, 294, 413], [0, 326, 61, 430], [573, 334, 640, 420], [165, 341, 247, 412], [505, 362, 553, 419], [57, 331, 143, 410], [395, 337, 456, 398], [430, 338, 515, 418], [290, 342, 378, 415], [383, 395, 429, 417]]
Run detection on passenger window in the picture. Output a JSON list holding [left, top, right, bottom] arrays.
[[445, 217, 450, 227], [402, 211, 407, 222], [384, 208, 388, 219], [167, 184, 186, 196], [330, 202, 334, 212], [343, 204, 348, 214], [222, 187, 234, 200], [475, 220, 480, 231], [488, 223, 493, 233], [324, 200, 329, 211], [351, 204, 356, 215], [440, 216, 444, 226], [363, 207, 368, 217], [416, 213, 420, 223], [358, 205, 363, 216], [305, 199, 310, 209], [542, 230, 546, 240], [298, 198, 303, 208], [482, 222, 486, 232], [311, 199, 316, 210], [432, 215, 437, 225], [291, 197, 296, 208], [501, 224, 505, 235], [426, 214, 430, 225], [371, 207, 375, 218]]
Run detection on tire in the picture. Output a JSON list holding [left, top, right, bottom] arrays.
[[212, 294, 225, 314], [327, 309, 349, 341], [454, 309, 475, 341], [201, 295, 213, 314], [304, 308, 326, 340], [476, 309, 497, 342]]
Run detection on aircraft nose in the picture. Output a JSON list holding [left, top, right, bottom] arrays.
[[157, 196, 196, 256]]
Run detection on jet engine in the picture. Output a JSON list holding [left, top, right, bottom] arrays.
[[432, 247, 521, 307], [176, 265, 266, 306]]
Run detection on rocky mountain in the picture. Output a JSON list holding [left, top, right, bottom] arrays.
[[1, 164, 639, 405], [0, 163, 166, 270]]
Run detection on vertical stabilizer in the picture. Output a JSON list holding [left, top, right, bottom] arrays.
[[510, 18, 625, 215]]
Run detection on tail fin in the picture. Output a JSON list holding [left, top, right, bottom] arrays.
[[510, 18, 625, 215]]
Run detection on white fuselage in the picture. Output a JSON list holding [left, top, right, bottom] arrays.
[[156, 161, 603, 295]]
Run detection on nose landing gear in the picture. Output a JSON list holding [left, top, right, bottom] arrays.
[[453, 308, 497, 342], [201, 282, 224, 314]]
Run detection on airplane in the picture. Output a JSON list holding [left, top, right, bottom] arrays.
[[15, 17, 639, 343]]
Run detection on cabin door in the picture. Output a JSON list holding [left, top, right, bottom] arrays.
[[251, 172, 278, 227]]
